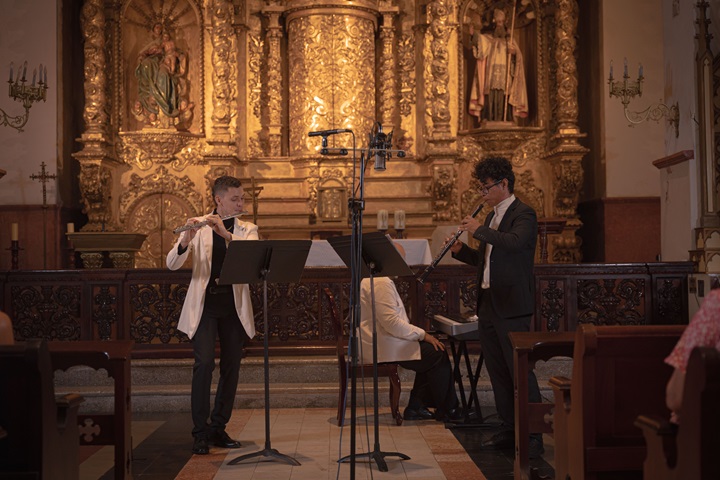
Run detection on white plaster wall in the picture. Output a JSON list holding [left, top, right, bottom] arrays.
[[602, 0, 665, 198], [0, 0, 58, 205]]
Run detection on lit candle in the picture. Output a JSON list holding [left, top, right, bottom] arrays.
[[623, 57, 628, 77], [67, 222, 75, 233], [377, 210, 388, 230], [11, 223, 18, 241], [9, 62, 13, 83], [609, 60, 613, 80], [394, 210, 405, 230]]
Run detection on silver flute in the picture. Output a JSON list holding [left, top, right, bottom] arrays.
[[172, 212, 248, 234], [417, 202, 485, 284]]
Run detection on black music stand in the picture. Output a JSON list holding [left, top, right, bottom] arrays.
[[219, 240, 312, 466], [328, 231, 412, 471]]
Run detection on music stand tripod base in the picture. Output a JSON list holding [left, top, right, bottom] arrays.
[[219, 240, 311, 468]]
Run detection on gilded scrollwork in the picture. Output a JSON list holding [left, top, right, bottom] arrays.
[[514, 170, 545, 218], [248, 33, 264, 121], [554, 0, 580, 133], [210, 0, 237, 139], [378, 10, 398, 128], [263, 7, 284, 156], [80, 0, 109, 135], [119, 166, 202, 223], [512, 135, 545, 168], [287, 10, 376, 156], [552, 156, 583, 218], [424, 0, 453, 139], [117, 132, 203, 171], [432, 165, 458, 222], [79, 163, 115, 232], [398, 33, 416, 118], [457, 135, 484, 163]]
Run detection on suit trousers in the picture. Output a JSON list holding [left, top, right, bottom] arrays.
[[398, 342, 458, 414], [477, 289, 541, 428], [191, 292, 248, 438]]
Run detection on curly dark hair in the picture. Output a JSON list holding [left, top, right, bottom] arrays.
[[212, 175, 243, 201], [473, 156, 515, 193]]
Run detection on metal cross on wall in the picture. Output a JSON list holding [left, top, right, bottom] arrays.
[[29, 161, 57, 268]]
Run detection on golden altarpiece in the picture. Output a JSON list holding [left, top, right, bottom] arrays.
[[73, 0, 587, 268]]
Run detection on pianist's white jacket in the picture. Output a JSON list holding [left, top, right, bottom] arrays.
[[166, 216, 258, 340], [359, 277, 424, 364]]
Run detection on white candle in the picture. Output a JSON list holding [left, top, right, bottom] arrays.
[[394, 210, 405, 230], [11, 223, 18, 241], [67, 222, 75, 233], [377, 210, 388, 230]]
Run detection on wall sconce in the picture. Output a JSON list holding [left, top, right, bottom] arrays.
[[608, 58, 679, 137], [1, 61, 48, 132]]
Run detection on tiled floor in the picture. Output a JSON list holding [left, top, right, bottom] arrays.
[[83, 408, 554, 480]]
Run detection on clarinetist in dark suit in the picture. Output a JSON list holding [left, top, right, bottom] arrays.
[[448, 156, 544, 458]]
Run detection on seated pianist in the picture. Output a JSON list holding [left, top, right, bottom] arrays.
[[359, 242, 462, 422]]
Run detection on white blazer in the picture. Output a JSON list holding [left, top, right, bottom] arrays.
[[166, 216, 258, 340], [359, 277, 424, 364]]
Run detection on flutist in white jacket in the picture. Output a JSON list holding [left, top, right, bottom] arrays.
[[166, 175, 258, 455]]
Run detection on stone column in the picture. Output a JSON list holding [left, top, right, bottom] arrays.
[[286, 0, 378, 156]]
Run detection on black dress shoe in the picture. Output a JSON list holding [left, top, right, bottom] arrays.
[[481, 430, 515, 449], [436, 407, 465, 423], [192, 437, 209, 455], [403, 407, 435, 421], [529, 436, 545, 459], [211, 430, 241, 449]]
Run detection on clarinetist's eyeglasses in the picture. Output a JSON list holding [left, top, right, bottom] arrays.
[[479, 179, 503, 195]]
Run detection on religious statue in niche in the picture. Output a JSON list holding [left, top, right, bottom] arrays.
[[133, 23, 194, 130], [465, 0, 535, 127]]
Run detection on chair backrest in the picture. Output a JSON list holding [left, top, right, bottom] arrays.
[[324, 288, 347, 371], [567, 324, 685, 478], [0, 311, 13, 345], [677, 347, 720, 479]]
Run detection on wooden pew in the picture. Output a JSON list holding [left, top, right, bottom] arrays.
[[549, 324, 684, 480], [635, 347, 720, 480], [0, 339, 84, 479]]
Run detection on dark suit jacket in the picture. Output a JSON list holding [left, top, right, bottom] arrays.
[[453, 197, 537, 319]]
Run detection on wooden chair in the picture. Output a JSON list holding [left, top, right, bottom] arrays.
[[0, 339, 84, 479], [0, 311, 13, 345], [635, 347, 720, 480], [324, 288, 403, 426], [549, 324, 685, 480]]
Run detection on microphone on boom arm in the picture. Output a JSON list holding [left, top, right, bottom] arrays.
[[309, 129, 352, 156]]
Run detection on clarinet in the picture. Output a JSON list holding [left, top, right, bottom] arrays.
[[417, 202, 485, 284]]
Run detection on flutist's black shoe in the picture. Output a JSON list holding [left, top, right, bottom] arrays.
[[211, 430, 241, 449], [403, 407, 435, 421], [192, 437, 209, 455]]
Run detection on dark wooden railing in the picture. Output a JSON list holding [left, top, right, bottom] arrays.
[[0, 262, 692, 358]]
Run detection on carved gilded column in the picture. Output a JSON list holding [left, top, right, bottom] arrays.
[[210, 0, 237, 144], [262, 3, 284, 156], [74, 0, 116, 232], [378, 5, 398, 130], [286, 0, 378, 156], [423, 0, 453, 149], [544, 0, 586, 262], [554, 0, 580, 136]]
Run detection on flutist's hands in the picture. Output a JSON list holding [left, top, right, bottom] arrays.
[[423, 332, 445, 352], [180, 217, 202, 248], [206, 214, 233, 242]]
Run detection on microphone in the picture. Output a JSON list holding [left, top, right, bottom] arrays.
[[370, 124, 392, 171], [308, 128, 351, 137]]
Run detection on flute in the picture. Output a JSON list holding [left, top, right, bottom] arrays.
[[417, 202, 485, 284], [172, 211, 248, 234]]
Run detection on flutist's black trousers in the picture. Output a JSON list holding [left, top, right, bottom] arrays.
[[190, 292, 248, 439]]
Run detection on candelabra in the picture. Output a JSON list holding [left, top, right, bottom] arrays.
[[2, 61, 48, 132], [8, 241, 22, 270], [608, 59, 679, 137]]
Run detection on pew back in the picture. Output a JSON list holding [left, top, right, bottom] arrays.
[[0, 339, 83, 479], [553, 324, 684, 480]]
